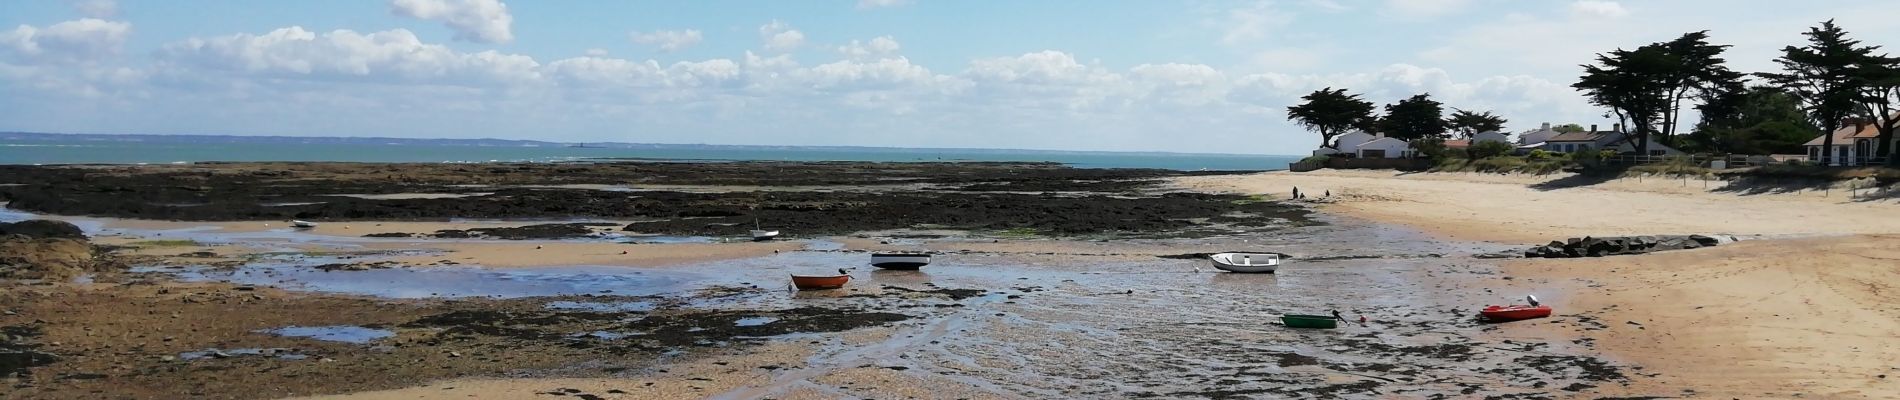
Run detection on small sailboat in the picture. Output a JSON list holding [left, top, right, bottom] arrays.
[[1479, 295, 1552, 322], [750, 219, 780, 241], [1209, 253, 1279, 273], [869, 253, 931, 270], [290, 220, 318, 229], [790, 268, 852, 290]]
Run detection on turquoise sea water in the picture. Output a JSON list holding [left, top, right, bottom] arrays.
[[0, 140, 1300, 171]]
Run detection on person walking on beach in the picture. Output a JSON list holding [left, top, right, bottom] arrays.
[[1292, 186, 1302, 199]]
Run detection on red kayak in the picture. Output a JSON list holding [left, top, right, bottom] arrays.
[[1479, 305, 1552, 322]]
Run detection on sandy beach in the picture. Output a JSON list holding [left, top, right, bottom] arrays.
[[1186, 169, 1900, 398], [6, 162, 1899, 399]]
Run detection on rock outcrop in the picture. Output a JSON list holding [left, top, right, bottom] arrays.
[[0, 220, 83, 239], [0, 219, 118, 280], [1524, 235, 1729, 258]]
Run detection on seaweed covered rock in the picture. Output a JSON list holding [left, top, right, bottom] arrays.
[[0, 220, 83, 239], [1524, 235, 1732, 258]]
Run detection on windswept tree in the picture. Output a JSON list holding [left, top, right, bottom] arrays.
[[1758, 20, 1881, 165], [1574, 31, 1742, 154], [1378, 94, 1449, 141], [1286, 87, 1377, 149], [1691, 86, 1816, 154], [1446, 109, 1509, 138], [1854, 50, 1900, 164]]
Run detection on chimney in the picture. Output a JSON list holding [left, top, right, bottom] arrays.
[[1590, 124, 1598, 132], [1613, 123, 1622, 133], [1541, 122, 1551, 130]]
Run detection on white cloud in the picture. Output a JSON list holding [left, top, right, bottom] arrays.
[[1384, 0, 1472, 19], [837, 36, 901, 58], [155, 27, 540, 86], [65, 0, 119, 18], [583, 48, 608, 57], [0, 18, 132, 64], [388, 0, 514, 44], [758, 20, 805, 53], [1569, 1, 1629, 19], [629, 29, 703, 52], [1219, 1, 1291, 46], [856, 0, 909, 9]]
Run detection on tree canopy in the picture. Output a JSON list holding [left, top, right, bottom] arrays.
[[1554, 124, 1586, 133], [1377, 94, 1449, 141], [1574, 31, 1742, 154], [1286, 87, 1377, 149], [1758, 20, 1882, 164], [1446, 109, 1508, 138], [1689, 86, 1816, 154]]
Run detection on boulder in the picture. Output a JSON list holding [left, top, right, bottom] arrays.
[[1523, 234, 1727, 259], [0, 220, 84, 239]]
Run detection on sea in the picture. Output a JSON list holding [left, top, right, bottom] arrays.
[[0, 137, 1301, 171]]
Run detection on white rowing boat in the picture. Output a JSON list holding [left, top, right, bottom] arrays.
[[870, 253, 931, 270], [290, 220, 318, 229], [1209, 252, 1279, 273]]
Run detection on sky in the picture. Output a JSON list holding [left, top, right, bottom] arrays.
[[4, 0, 1899, 155]]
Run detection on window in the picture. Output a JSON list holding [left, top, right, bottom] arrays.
[[1361, 149, 1387, 158]]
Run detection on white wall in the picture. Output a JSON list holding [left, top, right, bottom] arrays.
[[1473, 131, 1509, 144], [1356, 139, 1410, 158]]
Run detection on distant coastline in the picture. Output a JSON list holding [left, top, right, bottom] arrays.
[[0, 131, 1301, 171], [0, 131, 1283, 158]]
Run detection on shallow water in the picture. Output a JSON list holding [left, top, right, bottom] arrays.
[[262, 325, 395, 344]]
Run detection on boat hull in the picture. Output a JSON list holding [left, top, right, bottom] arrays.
[[1210, 253, 1279, 273], [750, 230, 780, 241], [870, 254, 931, 270], [1281, 314, 1338, 329], [790, 274, 850, 290], [290, 220, 318, 229], [1479, 305, 1552, 322]]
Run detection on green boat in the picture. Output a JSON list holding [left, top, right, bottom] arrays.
[[1280, 314, 1339, 329]]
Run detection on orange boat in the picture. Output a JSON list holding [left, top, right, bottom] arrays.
[[790, 269, 852, 290], [1479, 305, 1552, 322]]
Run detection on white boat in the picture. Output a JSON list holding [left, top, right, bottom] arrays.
[[870, 253, 931, 270], [749, 218, 779, 241], [290, 220, 318, 229], [1209, 253, 1279, 273], [750, 229, 780, 241]]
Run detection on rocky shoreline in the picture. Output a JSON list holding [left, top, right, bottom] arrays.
[[0, 162, 1306, 238]]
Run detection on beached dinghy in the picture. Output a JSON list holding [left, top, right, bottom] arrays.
[[290, 220, 318, 229], [1209, 253, 1279, 273], [749, 219, 780, 241], [790, 268, 852, 290], [1280, 314, 1339, 329], [1479, 295, 1552, 322], [869, 253, 931, 270]]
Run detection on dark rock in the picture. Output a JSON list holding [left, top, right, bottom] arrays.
[[0, 220, 84, 239]]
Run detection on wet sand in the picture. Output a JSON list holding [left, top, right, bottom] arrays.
[[1189, 169, 1900, 398], [15, 162, 1895, 399]]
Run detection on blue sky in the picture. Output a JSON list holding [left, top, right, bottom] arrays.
[[4, 0, 1899, 154]]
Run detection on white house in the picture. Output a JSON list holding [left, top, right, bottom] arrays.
[[1335, 131, 1378, 151], [1543, 129, 1683, 156], [1472, 130, 1510, 144], [1356, 137, 1412, 158], [1518, 123, 1561, 147], [1803, 119, 1895, 166]]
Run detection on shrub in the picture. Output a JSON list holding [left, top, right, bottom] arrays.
[[1466, 141, 1515, 159], [1298, 155, 1334, 164], [1525, 149, 1553, 161]]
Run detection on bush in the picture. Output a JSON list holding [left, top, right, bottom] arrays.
[[1525, 149, 1553, 161], [1466, 141, 1515, 159], [1298, 155, 1334, 164]]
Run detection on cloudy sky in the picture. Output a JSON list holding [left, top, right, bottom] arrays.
[[3, 0, 1897, 154]]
